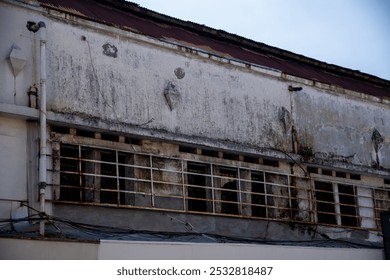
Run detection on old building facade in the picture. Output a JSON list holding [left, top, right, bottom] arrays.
[[0, 0, 389, 259]]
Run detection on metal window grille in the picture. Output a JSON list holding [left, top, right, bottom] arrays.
[[52, 142, 389, 231]]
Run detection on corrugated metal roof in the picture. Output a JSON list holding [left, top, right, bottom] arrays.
[[38, 0, 390, 98]]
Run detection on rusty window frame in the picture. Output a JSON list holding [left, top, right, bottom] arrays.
[[373, 188, 390, 230], [51, 135, 388, 231], [186, 162, 211, 213], [314, 180, 361, 227]]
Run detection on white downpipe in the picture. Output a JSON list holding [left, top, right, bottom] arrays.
[[38, 22, 47, 236]]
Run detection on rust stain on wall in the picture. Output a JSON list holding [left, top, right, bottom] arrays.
[[102, 43, 118, 58]]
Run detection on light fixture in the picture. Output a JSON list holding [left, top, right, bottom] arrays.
[[288, 85, 303, 92], [26, 21, 46, 33]]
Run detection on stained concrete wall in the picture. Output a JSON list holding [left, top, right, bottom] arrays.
[[43, 7, 390, 170], [294, 88, 390, 168], [1, 1, 389, 171], [45, 18, 291, 152], [0, 0, 389, 257]]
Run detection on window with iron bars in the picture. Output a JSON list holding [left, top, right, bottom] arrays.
[[314, 181, 359, 227], [373, 188, 390, 230], [52, 141, 388, 231]]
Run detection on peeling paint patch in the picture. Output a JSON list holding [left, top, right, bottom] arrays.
[[102, 43, 118, 58], [163, 81, 181, 111], [174, 67, 185, 79], [372, 128, 384, 153], [372, 128, 384, 167], [278, 107, 291, 132]]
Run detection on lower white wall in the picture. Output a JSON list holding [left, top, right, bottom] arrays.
[[0, 238, 383, 260], [0, 238, 99, 260], [99, 240, 384, 260]]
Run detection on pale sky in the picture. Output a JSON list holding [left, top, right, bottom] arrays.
[[131, 0, 390, 80]]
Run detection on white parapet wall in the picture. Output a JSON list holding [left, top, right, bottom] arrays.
[[0, 238, 384, 260]]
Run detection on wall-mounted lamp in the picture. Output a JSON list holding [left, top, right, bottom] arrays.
[[27, 84, 38, 109], [288, 85, 303, 92], [26, 21, 46, 33]]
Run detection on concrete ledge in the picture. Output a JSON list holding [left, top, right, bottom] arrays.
[[0, 103, 39, 120]]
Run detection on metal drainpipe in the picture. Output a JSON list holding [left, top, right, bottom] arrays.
[[38, 21, 47, 236]]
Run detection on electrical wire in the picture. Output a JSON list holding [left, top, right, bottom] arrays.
[[0, 204, 383, 249], [271, 148, 309, 177]]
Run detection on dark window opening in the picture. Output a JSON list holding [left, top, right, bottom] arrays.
[[51, 126, 70, 134], [315, 181, 337, 225], [262, 159, 279, 167], [307, 166, 318, 174], [221, 181, 239, 215], [76, 129, 95, 138], [118, 153, 135, 205], [101, 133, 119, 142], [374, 189, 390, 230], [187, 163, 209, 212], [219, 168, 239, 215], [179, 145, 197, 154], [125, 137, 141, 146], [243, 155, 259, 164], [384, 178, 390, 185], [350, 174, 361, 180], [321, 169, 333, 176], [59, 145, 81, 201], [201, 149, 219, 158], [81, 147, 104, 203], [222, 152, 240, 161], [59, 145, 137, 205], [251, 171, 266, 217], [338, 184, 358, 227], [100, 150, 118, 204], [336, 172, 347, 178]]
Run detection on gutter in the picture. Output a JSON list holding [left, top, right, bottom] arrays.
[[27, 20, 47, 236], [26, 18, 47, 236], [38, 21, 47, 236]]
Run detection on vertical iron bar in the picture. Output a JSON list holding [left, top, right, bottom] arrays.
[[310, 178, 316, 223], [238, 168, 242, 215], [334, 183, 341, 225], [150, 155, 155, 207], [78, 145, 82, 201], [287, 175, 292, 219], [181, 159, 186, 211], [211, 163, 215, 213], [116, 150, 120, 206], [263, 172, 268, 218]]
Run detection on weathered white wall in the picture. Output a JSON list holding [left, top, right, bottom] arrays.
[[1, 1, 389, 170], [0, 116, 28, 218], [294, 88, 390, 168], [42, 12, 389, 169], [46, 19, 292, 151], [0, 1, 38, 107]]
